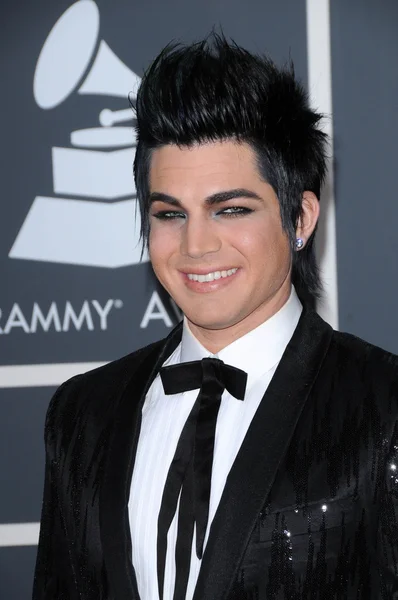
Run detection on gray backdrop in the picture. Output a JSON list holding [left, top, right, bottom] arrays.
[[0, 1, 397, 598], [331, 0, 398, 350]]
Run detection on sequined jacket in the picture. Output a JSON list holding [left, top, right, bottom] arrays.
[[33, 309, 398, 600]]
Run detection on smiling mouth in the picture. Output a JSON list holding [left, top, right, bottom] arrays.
[[186, 268, 238, 283]]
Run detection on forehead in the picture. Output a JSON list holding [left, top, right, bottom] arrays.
[[149, 141, 263, 194]]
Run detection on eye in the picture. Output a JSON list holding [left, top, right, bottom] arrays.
[[151, 210, 186, 220], [218, 206, 254, 217]]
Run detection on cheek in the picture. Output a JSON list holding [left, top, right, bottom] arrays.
[[231, 220, 290, 272], [149, 226, 177, 266]]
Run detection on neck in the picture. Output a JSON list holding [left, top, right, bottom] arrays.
[[186, 281, 292, 354]]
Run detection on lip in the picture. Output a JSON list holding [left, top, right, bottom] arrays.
[[180, 267, 241, 293]]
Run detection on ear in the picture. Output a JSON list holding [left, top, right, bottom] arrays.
[[296, 191, 320, 248]]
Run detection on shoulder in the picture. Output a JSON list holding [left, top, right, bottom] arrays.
[[324, 329, 398, 424], [70, 336, 166, 391], [44, 336, 168, 446], [331, 328, 398, 378], [301, 308, 398, 383]]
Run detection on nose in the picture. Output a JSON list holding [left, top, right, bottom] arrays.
[[180, 217, 221, 258]]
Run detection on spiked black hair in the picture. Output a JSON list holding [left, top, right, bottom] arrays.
[[133, 34, 328, 305]]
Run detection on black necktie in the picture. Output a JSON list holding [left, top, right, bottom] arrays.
[[157, 357, 247, 600]]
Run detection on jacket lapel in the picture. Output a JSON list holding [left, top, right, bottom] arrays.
[[100, 323, 183, 600], [193, 309, 333, 600]]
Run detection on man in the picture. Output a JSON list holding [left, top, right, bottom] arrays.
[[33, 36, 398, 599]]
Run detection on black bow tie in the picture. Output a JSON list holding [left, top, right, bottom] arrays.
[[157, 357, 247, 600]]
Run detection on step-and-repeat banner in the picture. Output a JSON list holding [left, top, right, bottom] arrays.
[[1, 0, 397, 597]]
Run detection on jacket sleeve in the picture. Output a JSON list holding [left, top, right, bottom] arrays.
[[377, 417, 398, 598], [32, 381, 79, 600]]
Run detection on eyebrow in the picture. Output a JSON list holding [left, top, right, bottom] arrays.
[[148, 188, 263, 207]]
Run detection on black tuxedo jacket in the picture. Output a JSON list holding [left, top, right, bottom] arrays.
[[33, 309, 398, 600]]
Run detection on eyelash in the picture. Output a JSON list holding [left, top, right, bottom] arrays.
[[152, 207, 253, 220]]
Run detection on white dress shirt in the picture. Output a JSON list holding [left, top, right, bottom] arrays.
[[128, 287, 302, 600]]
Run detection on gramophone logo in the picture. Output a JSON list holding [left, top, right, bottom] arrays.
[[9, 0, 149, 268]]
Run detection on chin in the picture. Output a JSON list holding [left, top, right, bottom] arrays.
[[185, 312, 238, 332]]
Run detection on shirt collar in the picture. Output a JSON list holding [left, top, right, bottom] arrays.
[[180, 286, 302, 385]]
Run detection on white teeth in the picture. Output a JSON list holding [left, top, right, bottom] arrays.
[[187, 268, 237, 282]]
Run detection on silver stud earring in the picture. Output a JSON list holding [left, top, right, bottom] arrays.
[[295, 238, 304, 250]]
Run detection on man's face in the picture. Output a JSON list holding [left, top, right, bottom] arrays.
[[148, 140, 292, 346]]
